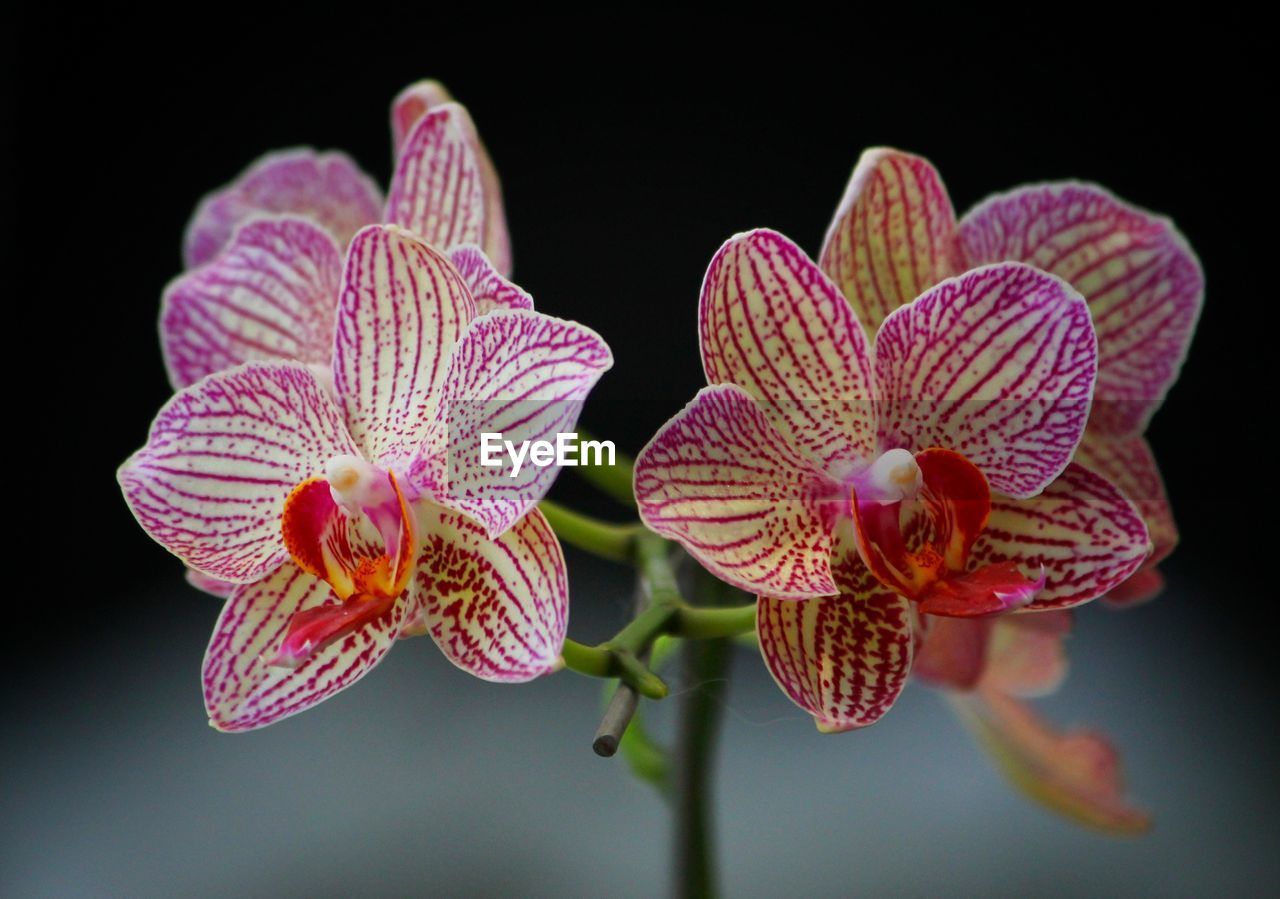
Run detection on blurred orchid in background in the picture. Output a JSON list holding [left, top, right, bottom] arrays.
[[120, 224, 611, 730], [634, 228, 1150, 732]]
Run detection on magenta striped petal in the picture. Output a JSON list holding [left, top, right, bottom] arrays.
[[972, 463, 1150, 611], [333, 225, 475, 465], [874, 263, 1097, 499], [634, 384, 840, 600], [385, 103, 511, 273], [959, 183, 1202, 437], [162, 217, 341, 388], [818, 148, 963, 334], [391, 79, 453, 151], [119, 363, 359, 583], [203, 562, 410, 731], [415, 505, 567, 682], [1073, 433, 1177, 568], [184, 150, 382, 268], [449, 245, 533, 314], [700, 229, 878, 473], [757, 559, 913, 732], [413, 310, 613, 538]]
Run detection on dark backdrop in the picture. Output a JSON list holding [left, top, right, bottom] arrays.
[[9, 12, 1275, 896]]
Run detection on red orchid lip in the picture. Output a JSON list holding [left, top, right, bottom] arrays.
[[850, 447, 1042, 615]]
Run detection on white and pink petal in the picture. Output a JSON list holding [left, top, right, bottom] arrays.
[[203, 562, 410, 732], [162, 217, 342, 388], [757, 561, 913, 732], [184, 149, 382, 268], [119, 362, 359, 583], [874, 262, 1097, 499], [634, 384, 841, 600], [700, 229, 878, 473], [414, 505, 567, 682], [333, 225, 475, 466], [959, 183, 1202, 437], [449, 245, 533, 313], [971, 463, 1151, 611], [818, 148, 963, 334], [1073, 433, 1177, 567], [412, 310, 612, 538]]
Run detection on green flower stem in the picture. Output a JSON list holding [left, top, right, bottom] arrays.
[[561, 639, 668, 700], [538, 499, 641, 563], [573, 428, 637, 508], [672, 603, 757, 640]]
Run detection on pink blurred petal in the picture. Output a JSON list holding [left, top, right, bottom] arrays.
[[162, 217, 341, 388], [203, 562, 410, 731], [972, 464, 1151, 611], [634, 384, 840, 600], [119, 363, 359, 583], [959, 183, 1202, 437], [914, 616, 994, 690], [385, 103, 510, 274], [951, 688, 1151, 834], [874, 262, 1097, 499], [819, 148, 963, 333], [333, 225, 475, 466], [184, 149, 382, 268], [449, 245, 533, 314], [758, 556, 912, 732], [185, 568, 237, 598], [1101, 568, 1166, 609], [700, 229, 878, 474], [982, 612, 1072, 697], [415, 506, 567, 682], [412, 310, 612, 538]]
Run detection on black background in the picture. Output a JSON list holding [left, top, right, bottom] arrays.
[[9, 12, 1276, 895]]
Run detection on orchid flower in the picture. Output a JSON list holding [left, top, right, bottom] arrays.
[[120, 224, 612, 730], [633, 229, 1151, 732], [923, 612, 1150, 833], [820, 149, 1201, 602]]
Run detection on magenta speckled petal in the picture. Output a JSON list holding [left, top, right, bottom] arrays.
[[449, 245, 533, 314], [819, 148, 963, 334], [203, 562, 410, 732], [874, 263, 1097, 499], [758, 556, 912, 732], [385, 103, 510, 274], [333, 225, 475, 466], [634, 384, 840, 600], [1073, 433, 1177, 569], [415, 506, 567, 682], [184, 149, 382, 268], [413, 310, 613, 538], [162, 217, 341, 388], [973, 464, 1150, 611], [700, 229, 878, 474], [959, 183, 1202, 437], [118, 363, 359, 583]]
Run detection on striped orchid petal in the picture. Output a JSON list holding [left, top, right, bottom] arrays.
[[184, 149, 382, 269], [700, 229, 878, 473], [981, 612, 1072, 698], [1101, 568, 1166, 609], [635, 384, 841, 600], [819, 148, 963, 334], [203, 562, 411, 732], [874, 263, 1097, 499], [385, 103, 511, 274], [758, 548, 913, 731], [333, 225, 475, 466], [391, 79, 453, 151], [913, 616, 994, 691], [972, 464, 1150, 611], [162, 217, 342, 388], [119, 363, 359, 583], [1073, 433, 1178, 569], [959, 183, 1203, 437], [413, 310, 613, 538], [951, 689, 1150, 834], [415, 506, 567, 682], [449, 245, 533, 314]]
